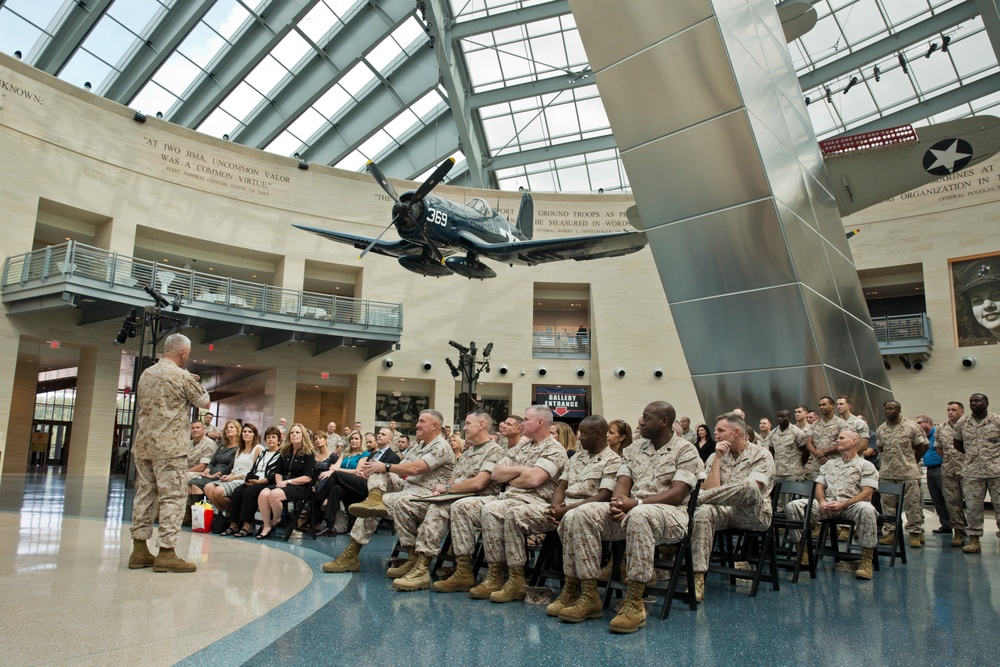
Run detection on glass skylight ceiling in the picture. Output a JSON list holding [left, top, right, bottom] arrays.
[[1, 0, 998, 194]]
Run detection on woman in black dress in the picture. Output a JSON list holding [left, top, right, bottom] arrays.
[[257, 423, 316, 539], [695, 423, 716, 462]]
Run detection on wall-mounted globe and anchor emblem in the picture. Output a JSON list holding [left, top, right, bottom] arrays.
[[923, 138, 974, 176]]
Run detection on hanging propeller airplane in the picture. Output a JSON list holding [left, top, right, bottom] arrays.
[[293, 157, 647, 279]]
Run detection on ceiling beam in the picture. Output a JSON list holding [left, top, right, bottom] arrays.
[[487, 134, 617, 171], [166, 0, 319, 129], [976, 0, 1000, 66], [30, 0, 114, 75], [470, 74, 593, 110], [370, 105, 460, 179], [426, 0, 492, 187], [313, 335, 346, 356], [233, 0, 414, 149], [798, 1, 980, 91], [202, 322, 247, 344], [450, 0, 571, 40], [101, 0, 216, 105]]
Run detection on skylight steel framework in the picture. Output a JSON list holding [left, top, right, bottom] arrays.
[[1, 0, 997, 192]]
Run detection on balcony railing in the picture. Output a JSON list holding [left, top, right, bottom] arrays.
[[872, 313, 933, 355], [533, 331, 590, 358], [2, 241, 402, 332]]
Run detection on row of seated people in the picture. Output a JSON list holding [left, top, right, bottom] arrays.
[[311, 404, 883, 635]]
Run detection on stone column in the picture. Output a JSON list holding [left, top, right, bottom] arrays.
[[570, 0, 892, 419], [1, 351, 40, 478], [264, 366, 298, 429], [68, 345, 122, 478]]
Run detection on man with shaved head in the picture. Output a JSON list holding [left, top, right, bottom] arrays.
[[555, 401, 702, 634], [876, 400, 928, 549], [785, 429, 880, 579]]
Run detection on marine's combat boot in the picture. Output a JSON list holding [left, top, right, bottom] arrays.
[[950, 529, 966, 548], [963, 535, 982, 553], [348, 489, 388, 519], [386, 551, 418, 578], [855, 547, 874, 580], [609, 580, 647, 634], [909, 533, 923, 549], [128, 539, 156, 569], [490, 565, 527, 603], [558, 578, 603, 623], [433, 555, 476, 593], [545, 576, 580, 616], [152, 547, 197, 573], [322, 538, 363, 572], [693, 572, 706, 602], [392, 554, 431, 591], [469, 563, 505, 599], [878, 531, 896, 545]]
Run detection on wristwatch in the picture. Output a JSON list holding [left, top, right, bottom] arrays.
[[385, 462, 391, 473], [636, 498, 643, 505]]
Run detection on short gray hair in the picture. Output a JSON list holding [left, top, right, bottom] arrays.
[[526, 405, 554, 428], [420, 409, 444, 426], [715, 411, 746, 434], [467, 410, 494, 430], [163, 333, 191, 356]]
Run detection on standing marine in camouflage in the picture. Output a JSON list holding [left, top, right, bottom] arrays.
[[321, 409, 454, 574], [952, 393, 1000, 554], [875, 401, 929, 549], [805, 397, 850, 480], [129, 333, 211, 573], [691, 412, 775, 602], [389, 410, 505, 591], [556, 401, 702, 634], [448, 406, 566, 602], [785, 430, 880, 579], [937, 401, 967, 547]]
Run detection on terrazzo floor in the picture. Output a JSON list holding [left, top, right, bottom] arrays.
[[1, 471, 997, 666]]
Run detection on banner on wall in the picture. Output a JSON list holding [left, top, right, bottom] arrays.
[[535, 387, 588, 419]]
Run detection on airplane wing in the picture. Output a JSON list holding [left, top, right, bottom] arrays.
[[822, 116, 1000, 216], [455, 230, 647, 265], [292, 224, 423, 258]]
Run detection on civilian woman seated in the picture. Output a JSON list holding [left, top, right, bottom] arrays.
[[313, 430, 371, 534], [312, 431, 338, 472], [188, 419, 241, 502], [204, 423, 262, 530], [695, 423, 716, 462], [607, 419, 633, 456], [550, 421, 577, 457], [257, 423, 317, 539], [226, 426, 282, 537]]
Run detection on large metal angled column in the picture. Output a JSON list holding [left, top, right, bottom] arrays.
[[570, 0, 892, 420]]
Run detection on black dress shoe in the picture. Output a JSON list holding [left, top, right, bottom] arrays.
[[932, 526, 952, 534]]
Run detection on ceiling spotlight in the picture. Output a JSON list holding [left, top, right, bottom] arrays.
[[898, 53, 908, 74], [926, 42, 938, 58], [84, 81, 92, 90], [843, 76, 858, 94], [898, 355, 911, 370], [804, 96, 811, 106], [293, 152, 301, 159], [873, 65, 880, 83], [941, 35, 951, 53], [133, 111, 146, 123], [825, 87, 833, 104], [156, 111, 163, 118], [14, 50, 22, 59], [883, 357, 891, 370], [223, 134, 230, 141], [298, 159, 309, 170]]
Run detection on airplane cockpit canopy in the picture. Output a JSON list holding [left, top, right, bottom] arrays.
[[466, 198, 493, 216]]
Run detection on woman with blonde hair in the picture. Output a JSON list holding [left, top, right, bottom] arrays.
[[550, 421, 577, 457], [449, 433, 465, 458], [257, 423, 316, 539]]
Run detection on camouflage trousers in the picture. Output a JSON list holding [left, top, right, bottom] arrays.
[[785, 499, 879, 548], [450, 496, 492, 557], [349, 472, 405, 545], [692, 480, 772, 573], [964, 476, 1000, 538], [804, 458, 821, 481], [879, 477, 924, 534], [504, 503, 559, 567], [481, 497, 548, 563], [383, 494, 429, 551], [559, 502, 687, 583], [942, 468, 967, 532], [131, 455, 188, 548]]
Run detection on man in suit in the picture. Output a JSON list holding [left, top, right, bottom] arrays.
[[316, 427, 401, 536]]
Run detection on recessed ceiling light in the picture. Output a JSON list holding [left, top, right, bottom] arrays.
[[163, 258, 169, 262], [208, 268, 214, 271]]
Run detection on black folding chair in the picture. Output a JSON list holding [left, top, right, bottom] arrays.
[[771, 480, 817, 582], [876, 480, 907, 566]]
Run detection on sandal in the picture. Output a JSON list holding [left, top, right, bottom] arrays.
[[234, 528, 252, 538], [256, 527, 272, 540], [220, 526, 237, 536]]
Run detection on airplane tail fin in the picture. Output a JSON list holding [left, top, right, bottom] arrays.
[[515, 192, 533, 239]]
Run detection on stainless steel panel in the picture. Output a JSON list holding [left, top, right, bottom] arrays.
[[622, 110, 770, 226], [690, 364, 830, 425], [845, 313, 892, 389], [595, 23, 740, 152], [861, 382, 896, 427], [754, 8, 796, 85], [568, 0, 713, 72], [746, 0, 787, 49], [714, 0, 766, 69], [671, 285, 821, 375], [801, 173, 835, 232], [815, 204, 854, 259], [826, 247, 871, 323], [777, 201, 839, 304], [781, 101, 821, 173], [645, 199, 796, 302], [801, 287, 862, 377], [748, 114, 803, 209]]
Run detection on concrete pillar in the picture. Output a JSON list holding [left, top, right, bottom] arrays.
[[94, 218, 136, 285], [68, 345, 122, 479], [353, 371, 378, 429], [264, 366, 297, 429], [1, 351, 40, 478], [570, 0, 892, 420]]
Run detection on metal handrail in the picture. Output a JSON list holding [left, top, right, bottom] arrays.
[[871, 313, 932, 345], [3, 240, 402, 330]]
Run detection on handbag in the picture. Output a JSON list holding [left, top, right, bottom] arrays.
[[191, 501, 214, 533], [211, 509, 229, 534]]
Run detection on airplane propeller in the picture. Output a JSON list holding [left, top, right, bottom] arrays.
[[359, 157, 456, 259]]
